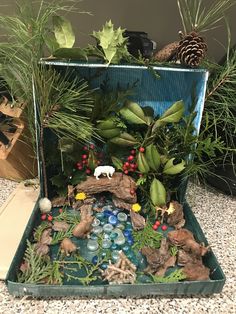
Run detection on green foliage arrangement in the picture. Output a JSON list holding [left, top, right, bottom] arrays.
[[148, 268, 186, 283], [132, 223, 163, 251]]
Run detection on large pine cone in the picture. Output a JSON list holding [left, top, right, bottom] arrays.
[[177, 32, 207, 67]]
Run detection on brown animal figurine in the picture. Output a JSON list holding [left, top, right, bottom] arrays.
[[60, 238, 77, 256], [72, 216, 94, 238]]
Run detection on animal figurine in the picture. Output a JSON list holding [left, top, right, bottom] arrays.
[[94, 165, 115, 180]]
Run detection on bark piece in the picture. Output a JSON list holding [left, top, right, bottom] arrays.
[[60, 238, 77, 256], [52, 221, 70, 232], [168, 229, 209, 256], [79, 204, 93, 220], [112, 195, 133, 210], [177, 249, 202, 266], [182, 263, 210, 281], [155, 255, 176, 277], [166, 201, 185, 229], [76, 173, 137, 203], [130, 210, 146, 230], [40, 228, 52, 245], [35, 243, 49, 256]]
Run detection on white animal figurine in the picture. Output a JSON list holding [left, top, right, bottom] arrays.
[[94, 166, 115, 180]]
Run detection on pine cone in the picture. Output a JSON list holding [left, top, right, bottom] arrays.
[[153, 41, 179, 62], [177, 32, 207, 67]]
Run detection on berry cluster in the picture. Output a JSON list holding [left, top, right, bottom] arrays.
[[152, 220, 168, 231], [122, 147, 145, 176], [41, 208, 63, 221], [76, 144, 101, 175]]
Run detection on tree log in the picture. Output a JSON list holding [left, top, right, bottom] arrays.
[[76, 173, 137, 203]]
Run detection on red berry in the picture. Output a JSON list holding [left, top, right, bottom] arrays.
[[82, 160, 88, 165], [124, 170, 129, 175], [130, 163, 136, 169], [139, 147, 145, 153], [139, 174, 143, 177], [124, 162, 130, 167], [86, 168, 91, 174], [59, 208, 63, 214], [83, 146, 88, 151], [90, 144, 95, 150], [78, 166, 83, 170], [152, 225, 158, 230], [41, 214, 47, 220], [76, 162, 82, 168], [127, 155, 134, 161], [47, 215, 53, 222], [131, 149, 136, 155], [155, 220, 161, 227], [161, 225, 168, 231], [82, 154, 87, 159]]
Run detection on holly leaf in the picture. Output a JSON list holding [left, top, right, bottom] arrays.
[[111, 156, 123, 170], [153, 100, 185, 131], [119, 101, 148, 125], [150, 178, 166, 206], [92, 20, 129, 64], [109, 132, 138, 146], [51, 174, 67, 188], [163, 158, 186, 175], [53, 15, 75, 48]]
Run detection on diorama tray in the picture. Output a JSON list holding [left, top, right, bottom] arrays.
[[6, 199, 225, 297], [6, 63, 226, 297]]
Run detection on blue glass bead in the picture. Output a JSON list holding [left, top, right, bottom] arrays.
[[101, 263, 108, 270], [111, 250, 120, 262], [112, 209, 119, 215], [108, 215, 118, 226], [111, 243, 118, 250], [103, 209, 113, 218], [87, 240, 99, 251], [123, 229, 131, 237], [127, 238, 134, 246], [92, 255, 98, 265], [122, 245, 130, 253]]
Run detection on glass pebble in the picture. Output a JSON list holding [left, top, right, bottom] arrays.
[[102, 239, 112, 249], [95, 212, 104, 220], [127, 238, 134, 246], [117, 212, 127, 222], [100, 220, 106, 226], [114, 235, 126, 246], [111, 250, 120, 262], [90, 233, 98, 240], [116, 223, 125, 230], [108, 215, 118, 226], [123, 229, 131, 237], [92, 218, 100, 227], [92, 255, 98, 265], [122, 245, 130, 253], [103, 223, 114, 233], [111, 243, 118, 250], [92, 226, 103, 235], [87, 239, 99, 251], [100, 263, 108, 270]]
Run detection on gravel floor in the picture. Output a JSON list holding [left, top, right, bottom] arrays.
[[0, 178, 235, 314]]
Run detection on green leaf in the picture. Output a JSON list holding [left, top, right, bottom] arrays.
[[44, 35, 60, 54], [109, 132, 138, 146], [70, 172, 86, 185], [163, 158, 186, 175], [92, 20, 129, 64], [58, 137, 74, 153], [137, 152, 150, 173], [51, 173, 67, 188], [111, 156, 123, 170], [153, 100, 185, 130], [52, 15, 75, 48], [136, 176, 147, 186], [150, 178, 166, 206], [53, 48, 88, 60], [119, 101, 148, 125], [145, 144, 161, 170]]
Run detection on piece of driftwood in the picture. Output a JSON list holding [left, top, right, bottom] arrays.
[[167, 229, 209, 256], [177, 249, 202, 266], [112, 195, 132, 210], [182, 262, 210, 281], [101, 251, 137, 284], [52, 221, 70, 232], [35, 243, 50, 256], [76, 173, 137, 203], [166, 201, 185, 229], [130, 210, 146, 230], [51, 196, 68, 207]]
